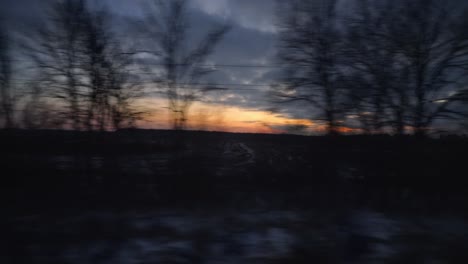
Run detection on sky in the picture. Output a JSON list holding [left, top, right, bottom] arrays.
[[124, 0, 300, 134], [99, 0, 468, 134], [2, 0, 320, 134], [3, 0, 466, 134]]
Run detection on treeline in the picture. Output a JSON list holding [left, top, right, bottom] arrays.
[[275, 0, 468, 136], [1, 1, 143, 131], [1, 0, 468, 135], [0, 0, 229, 131]]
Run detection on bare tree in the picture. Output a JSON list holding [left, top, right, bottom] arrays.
[[0, 16, 15, 129], [26, 0, 143, 131], [26, 0, 88, 130], [21, 81, 58, 129], [141, 0, 230, 130], [340, 0, 468, 136], [80, 7, 143, 131], [396, 0, 468, 137], [274, 0, 346, 135], [344, 0, 410, 135]]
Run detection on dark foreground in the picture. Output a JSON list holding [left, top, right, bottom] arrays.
[[2, 129, 468, 263]]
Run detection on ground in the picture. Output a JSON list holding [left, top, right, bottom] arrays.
[[2, 129, 468, 263]]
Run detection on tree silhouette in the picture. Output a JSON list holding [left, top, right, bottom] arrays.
[[274, 0, 346, 135], [0, 15, 15, 129], [346, 0, 468, 136], [29, 0, 87, 130], [80, 6, 143, 131], [343, 0, 409, 134], [26, 0, 142, 131], [140, 0, 230, 130], [396, 0, 468, 136]]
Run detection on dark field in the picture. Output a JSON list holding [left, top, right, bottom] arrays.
[[2, 129, 468, 263]]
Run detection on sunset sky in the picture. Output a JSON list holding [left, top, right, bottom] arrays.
[[3, 0, 465, 134], [136, 97, 320, 134], [128, 0, 317, 134], [2, 0, 327, 134]]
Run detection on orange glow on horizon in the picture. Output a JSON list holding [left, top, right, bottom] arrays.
[[134, 98, 356, 134]]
